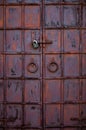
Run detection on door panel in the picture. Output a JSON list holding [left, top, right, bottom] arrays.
[[6, 30, 22, 52], [0, 1, 86, 130], [25, 6, 40, 28], [45, 5, 61, 28], [6, 6, 21, 28], [25, 80, 41, 103], [63, 5, 80, 27]]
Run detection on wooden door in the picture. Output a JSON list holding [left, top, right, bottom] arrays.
[[0, 0, 86, 130]]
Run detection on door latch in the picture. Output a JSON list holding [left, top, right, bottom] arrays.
[[32, 40, 52, 49]]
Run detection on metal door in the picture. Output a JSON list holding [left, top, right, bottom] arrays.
[[0, 0, 86, 130]]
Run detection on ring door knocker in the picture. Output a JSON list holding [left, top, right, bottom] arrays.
[[27, 62, 38, 73], [47, 61, 59, 73]]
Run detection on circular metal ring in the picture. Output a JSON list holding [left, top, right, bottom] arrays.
[[27, 62, 38, 73], [47, 62, 58, 73]]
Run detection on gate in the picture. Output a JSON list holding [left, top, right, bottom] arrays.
[[0, 0, 86, 130]]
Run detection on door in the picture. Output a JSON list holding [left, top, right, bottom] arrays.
[[0, 0, 86, 130]]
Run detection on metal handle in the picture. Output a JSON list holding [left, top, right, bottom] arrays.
[[32, 40, 52, 49]]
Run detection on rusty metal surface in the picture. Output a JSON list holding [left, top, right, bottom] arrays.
[[0, 0, 86, 130]]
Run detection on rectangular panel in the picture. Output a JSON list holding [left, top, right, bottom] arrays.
[[0, 31, 3, 52], [64, 54, 79, 76], [6, 105, 22, 127], [81, 104, 86, 126], [0, 7, 3, 28], [45, 80, 61, 103], [6, 55, 22, 77], [0, 103, 3, 126], [0, 80, 4, 102], [64, 79, 79, 102], [25, 30, 41, 53], [64, 0, 80, 2], [64, 105, 79, 125], [6, 128, 21, 130], [82, 79, 86, 101], [25, 80, 41, 103], [82, 6, 86, 27], [45, 105, 60, 127], [45, 30, 61, 53], [0, 55, 3, 78], [25, 55, 41, 78], [24, 105, 41, 127], [45, 55, 61, 78], [45, 0, 60, 3], [64, 30, 80, 53], [6, 0, 22, 3], [45, 5, 61, 28], [45, 129, 60, 130], [25, 6, 40, 28], [24, 0, 41, 3], [82, 30, 86, 52], [5, 30, 22, 52], [0, 0, 3, 4], [63, 128, 79, 130], [6, 80, 23, 103], [63, 6, 80, 27], [82, 54, 86, 76], [6, 6, 21, 28]]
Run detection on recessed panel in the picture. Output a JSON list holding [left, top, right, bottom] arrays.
[[63, 128, 79, 130], [82, 79, 86, 101], [64, 30, 80, 52], [0, 0, 3, 4], [64, 79, 79, 102], [6, 6, 21, 28], [64, 54, 79, 76], [45, 0, 60, 3], [63, 6, 79, 27], [25, 30, 40, 52], [6, 55, 22, 77], [6, 105, 22, 127], [64, 0, 80, 2], [45, 6, 61, 28], [0, 7, 3, 28], [45, 105, 60, 127], [82, 54, 86, 76], [6, 80, 23, 102], [24, 105, 41, 127], [0, 80, 4, 102], [25, 55, 41, 78], [81, 105, 86, 126], [83, 6, 86, 27], [45, 30, 61, 52], [0, 103, 3, 125], [82, 30, 86, 52], [25, 6, 40, 28], [45, 80, 61, 103], [45, 128, 60, 130], [6, 0, 22, 3], [25, 80, 41, 103], [64, 105, 79, 125], [0, 31, 3, 52], [24, 0, 41, 3], [0, 55, 3, 78], [6, 30, 22, 52], [45, 55, 61, 78]]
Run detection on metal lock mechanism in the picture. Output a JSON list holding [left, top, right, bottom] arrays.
[[32, 40, 39, 49]]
